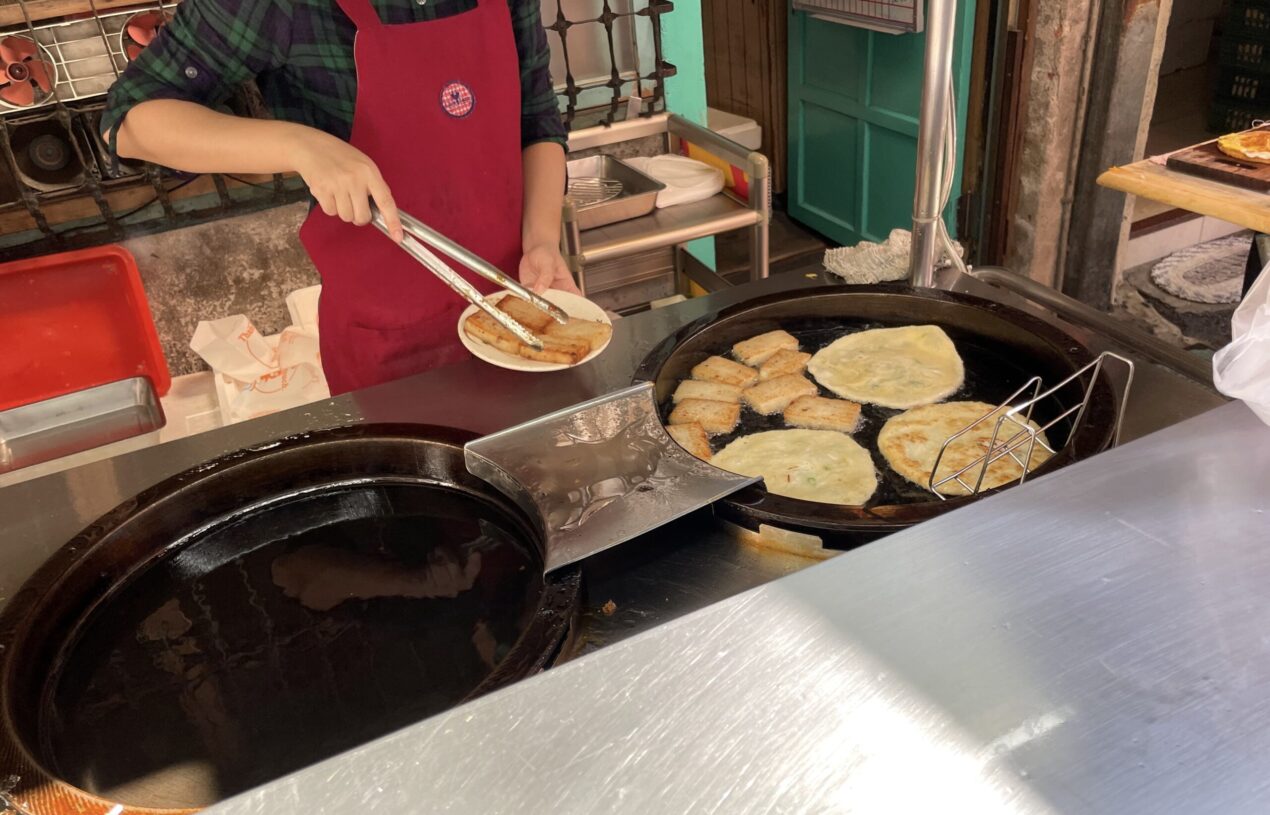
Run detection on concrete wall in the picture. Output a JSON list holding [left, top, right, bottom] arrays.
[[1008, 0, 1178, 306], [1004, 0, 1100, 286], [1148, 0, 1222, 153]]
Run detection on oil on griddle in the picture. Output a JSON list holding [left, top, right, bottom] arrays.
[[37, 482, 543, 810], [662, 316, 1083, 507]]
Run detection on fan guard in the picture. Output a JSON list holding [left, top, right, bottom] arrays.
[[0, 35, 57, 110]]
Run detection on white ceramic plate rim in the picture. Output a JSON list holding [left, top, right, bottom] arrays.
[[457, 289, 613, 372]]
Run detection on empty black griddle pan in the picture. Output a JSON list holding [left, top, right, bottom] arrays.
[[634, 284, 1122, 544], [0, 425, 584, 815]]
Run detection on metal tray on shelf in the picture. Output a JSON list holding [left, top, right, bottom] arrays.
[[567, 155, 665, 230], [0, 377, 165, 474]]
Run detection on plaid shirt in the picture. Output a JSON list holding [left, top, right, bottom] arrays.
[[101, 0, 566, 152]]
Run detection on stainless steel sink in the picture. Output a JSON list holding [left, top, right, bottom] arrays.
[[0, 377, 165, 474]]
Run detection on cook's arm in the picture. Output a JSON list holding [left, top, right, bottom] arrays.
[[102, 0, 401, 238], [514, 0, 574, 293], [117, 102, 402, 239], [519, 142, 577, 294]]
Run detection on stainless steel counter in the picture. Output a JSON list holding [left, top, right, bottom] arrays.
[[0, 267, 1238, 814], [207, 399, 1270, 815], [0, 269, 1224, 645]]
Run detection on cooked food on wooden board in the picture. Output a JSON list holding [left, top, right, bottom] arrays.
[[1217, 129, 1270, 165], [711, 429, 878, 505], [733, 329, 799, 367], [691, 355, 760, 388], [666, 422, 713, 460], [463, 297, 610, 367], [807, 325, 965, 409], [782, 395, 862, 433], [758, 348, 812, 381], [741, 374, 818, 415], [878, 401, 1053, 496], [668, 398, 742, 435], [672, 380, 743, 404]]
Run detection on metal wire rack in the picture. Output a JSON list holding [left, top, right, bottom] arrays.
[[928, 352, 1136, 498], [545, 0, 674, 128], [0, 0, 671, 262], [0, 0, 309, 262], [791, 0, 923, 34]]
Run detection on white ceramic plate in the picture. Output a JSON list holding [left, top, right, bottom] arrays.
[[457, 289, 613, 372]]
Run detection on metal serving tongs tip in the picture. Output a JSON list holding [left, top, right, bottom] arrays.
[[369, 207, 568, 350]]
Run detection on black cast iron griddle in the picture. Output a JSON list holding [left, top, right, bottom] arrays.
[[0, 425, 582, 815], [635, 284, 1121, 544]]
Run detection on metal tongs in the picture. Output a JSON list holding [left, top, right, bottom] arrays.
[[370, 207, 568, 349]]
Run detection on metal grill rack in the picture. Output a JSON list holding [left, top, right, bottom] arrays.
[[0, 0, 673, 262], [0, 0, 308, 262], [545, 0, 674, 128], [929, 352, 1136, 498], [791, 0, 923, 34]]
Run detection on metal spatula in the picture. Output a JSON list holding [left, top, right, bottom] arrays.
[[464, 382, 758, 573]]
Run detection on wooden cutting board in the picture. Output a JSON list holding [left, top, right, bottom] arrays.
[[1166, 131, 1270, 193]]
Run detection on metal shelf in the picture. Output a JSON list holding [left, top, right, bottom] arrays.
[[576, 192, 761, 265], [563, 113, 771, 297]]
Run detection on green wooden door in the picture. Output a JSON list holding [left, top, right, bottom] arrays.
[[788, 5, 975, 245]]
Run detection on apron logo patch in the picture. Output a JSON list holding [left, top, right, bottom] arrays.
[[440, 81, 475, 118]]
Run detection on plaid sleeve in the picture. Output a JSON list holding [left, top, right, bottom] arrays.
[[511, 0, 567, 150], [100, 0, 292, 155]]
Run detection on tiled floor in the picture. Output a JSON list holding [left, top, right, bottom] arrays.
[[715, 209, 829, 280], [1121, 214, 1247, 270]]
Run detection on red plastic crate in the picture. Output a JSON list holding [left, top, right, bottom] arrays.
[[0, 245, 170, 412]]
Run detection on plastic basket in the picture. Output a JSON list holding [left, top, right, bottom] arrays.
[[1221, 35, 1270, 73], [1226, 0, 1270, 39], [1209, 99, 1267, 133], [1217, 67, 1270, 105], [0, 245, 170, 412]]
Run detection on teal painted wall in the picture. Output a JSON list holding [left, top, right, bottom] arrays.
[[787, 5, 976, 246], [661, 0, 715, 268]]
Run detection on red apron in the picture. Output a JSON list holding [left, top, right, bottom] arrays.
[[299, 0, 523, 394]]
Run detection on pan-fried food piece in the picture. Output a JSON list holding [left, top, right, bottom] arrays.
[[733, 329, 799, 367], [712, 429, 877, 505], [464, 312, 589, 365], [783, 395, 862, 433], [463, 310, 523, 356], [495, 295, 555, 333], [543, 317, 613, 353], [668, 398, 741, 435], [1217, 129, 1270, 164], [524, 335, 591, 365], [691, 356, 759, 388], [742, 374, 817, 415], [666, 422, 713, 460], [878, 401, 1053, 496], [759, 349, 812, 381], [807, 325, 964, 409], [672, 380, 743, 404]]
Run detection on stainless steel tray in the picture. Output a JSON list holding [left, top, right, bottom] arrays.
[[0, 377, 165, 474], [567, 155, 666, 231]]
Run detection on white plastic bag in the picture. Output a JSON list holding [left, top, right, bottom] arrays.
[[1212, 260, 1270, 426], [625, 155, 725, 208], [191, 316, 329, 424]]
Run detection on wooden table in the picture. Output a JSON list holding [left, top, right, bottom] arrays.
[[1098, 158, 1270, 234]]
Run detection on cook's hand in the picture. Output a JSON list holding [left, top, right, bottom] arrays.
[[289, 126, 404, 242], [519, 243, 581, 295]]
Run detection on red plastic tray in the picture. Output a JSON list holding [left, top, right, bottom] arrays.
[[0, 245, 170, 412]]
